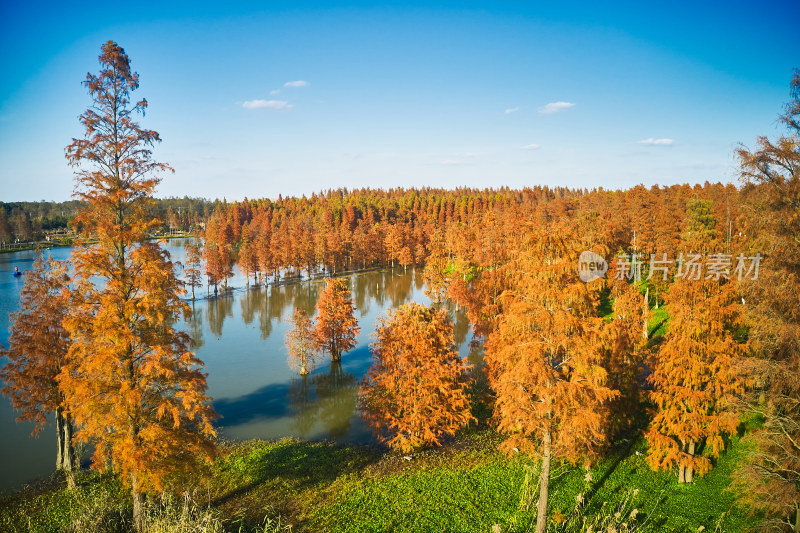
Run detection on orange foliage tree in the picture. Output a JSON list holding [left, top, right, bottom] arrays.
[[285, 309, 319, 375], [203, 242, 226, 295], [238, 231, 258, 286], [422, 228, 449, 304], [646, 273, 746, 483], [60, 41, 216, 531], [484, 226, 617, 533], [360, 303, 473, 453], [0, 255, 78, 487], [183, 240, 203, 301], [598, 280, 648, 439], [313, 278, 360, 362]]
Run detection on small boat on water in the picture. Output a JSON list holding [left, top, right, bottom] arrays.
[[13, 267, 21, 277]]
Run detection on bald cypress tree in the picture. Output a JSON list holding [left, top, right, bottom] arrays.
[[60, 41, 216, 531], [1, 255, 77, 488], [485, 225, 617, 533], [360, 303, 473, 453]]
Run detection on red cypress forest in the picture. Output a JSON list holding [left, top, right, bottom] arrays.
[[0, 38, 798, 533]]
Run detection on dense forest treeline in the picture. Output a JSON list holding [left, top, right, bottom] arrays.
[[0, 197, 213, 242], [1, 180, 737, 251], [197, 182, 741, 300]]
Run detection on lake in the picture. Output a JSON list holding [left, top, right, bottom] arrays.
[[0, 239, 479, 494]]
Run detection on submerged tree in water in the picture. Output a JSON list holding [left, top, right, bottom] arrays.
[[183, 240, 203, 301], [0, 254, 78, 488], [314, 278, 360, 362], [286, 308, 319, 375]]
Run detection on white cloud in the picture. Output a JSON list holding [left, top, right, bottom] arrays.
[[284, 80, 309, 88], [441, 159, 465, 165], [269, 89, 280, 96], [521, 144, 541, 150], [637, 138, 674, 146], [242, 99, 293, 110], [538, 101, 575, 114], [504, 107, 519, 114]]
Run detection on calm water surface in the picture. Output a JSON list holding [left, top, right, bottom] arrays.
[[0, 239, 479, 493]]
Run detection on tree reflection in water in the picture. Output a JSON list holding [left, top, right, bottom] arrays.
[[286, 362, 359, 440], [187, 302, 205, 351], [207, 293, 234, 338], [239, 285, 262, 326], [313, 361, 358, 440], [288, 374, 317, 438]]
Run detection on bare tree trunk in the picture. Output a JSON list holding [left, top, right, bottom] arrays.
[[535, 430, 552, 533], [685, 440, 695, 483], [55, 407, 64, 471], [64, 413, 76, 489], [678, 439, 686, 483], [132, 474, 144, 533]]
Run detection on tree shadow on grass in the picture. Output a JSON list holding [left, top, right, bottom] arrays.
[[558, 437, 644, 530], [211, 439, 380, 527]]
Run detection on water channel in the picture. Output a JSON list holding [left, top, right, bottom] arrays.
[[0, 239, 479, 493]]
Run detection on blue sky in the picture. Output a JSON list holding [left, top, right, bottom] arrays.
[[0, 1, 798, 201]]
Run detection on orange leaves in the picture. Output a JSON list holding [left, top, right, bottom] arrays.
[[484, 224, 616, 464], [646, 275, 746, 482], [1, 255, 72, 434], [285, 309, 319, 375], [61, 42, 216, 512], [313, 278, 360, 362], [360, 303, 474, 453]]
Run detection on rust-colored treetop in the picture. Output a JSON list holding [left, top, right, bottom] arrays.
[[314, 277, 360, 362], [66, 40, 171, 250], [361, 302, 473, 453]]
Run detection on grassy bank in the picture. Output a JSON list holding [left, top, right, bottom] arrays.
[[0, 428, 752, 532]]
